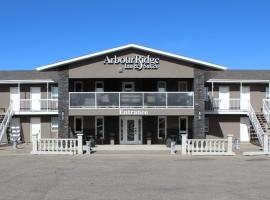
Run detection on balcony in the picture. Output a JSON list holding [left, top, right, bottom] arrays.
[[69, 92, 194, 109], [205, 98, 247, 113], [12, 99, 58, 114]]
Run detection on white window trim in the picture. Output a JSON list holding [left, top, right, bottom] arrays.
[[74, 81, 83, 92], [178, 81, 188, 92], [158, 116, 167, 139], [157, 81, 166, 92], [95, 116, 104, 139], [95, 81, 104, 92], [179, 116, 188, 136], [74, 116, 83, 134], [50, 86, 58, 99], [122, 82, 135, 92], [51, 117, 59, 135]]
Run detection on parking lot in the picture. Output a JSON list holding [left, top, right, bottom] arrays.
[[0, 152, 270, 200]]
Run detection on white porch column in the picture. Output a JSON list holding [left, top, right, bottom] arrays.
[[181, 134, 187, 155], [31, 133, 38, 154], [226, 134, 235, 155], [211, 81, 214, 97], [46, 82, 49, 112], [263, 133, 269, 154], [77, 133, 83, 155]]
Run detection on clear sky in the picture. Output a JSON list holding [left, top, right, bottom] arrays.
[[0, 0, 269, 70]]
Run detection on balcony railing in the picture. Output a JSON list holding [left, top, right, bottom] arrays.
[[205, 98, 246, 112], [12, 99, 58, 112], [69, 92, 194, 108]]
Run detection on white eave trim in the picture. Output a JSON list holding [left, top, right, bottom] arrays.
[[36, 44, 226, 71], [207, 79, 270, 83], [0, 79, 55, 84]]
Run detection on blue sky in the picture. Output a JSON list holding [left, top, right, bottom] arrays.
[[0, 0, 269, 70]]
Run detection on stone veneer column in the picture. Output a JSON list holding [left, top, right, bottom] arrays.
[[193, 68, 205, 139], [58, 68, 69, 138]]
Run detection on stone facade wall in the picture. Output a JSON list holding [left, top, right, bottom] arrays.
[[58, 68, 69, 138], [193, 68, 205, 138]]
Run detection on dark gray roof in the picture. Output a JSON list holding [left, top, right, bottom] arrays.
[[0, 70, 59, 82], [205, 70, 270, 81]]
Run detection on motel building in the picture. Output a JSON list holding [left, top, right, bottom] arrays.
[[0, 44, 270, 150]]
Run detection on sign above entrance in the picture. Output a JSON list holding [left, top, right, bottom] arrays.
[[120, 109, 148, 115], [104, 55, 159, 71]]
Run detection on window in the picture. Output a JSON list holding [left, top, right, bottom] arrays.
[[51, 117, 59, 135], [205, 117, 209, 133], [158, 116, 167, 139], [204, 87, 209, 101], [157, 81, 166, 92], [95, 81, 104, 92], [51, 86, 58, 99], [74, 81, 83, 92], [74, 116, 83, 133], [122, 82, 135, 92], [178, 81, 188, 92], [179, 117, 188, 135], [95, 116, 104, 139]]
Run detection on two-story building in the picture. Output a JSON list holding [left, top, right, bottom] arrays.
[[0, 44, 269, 146]]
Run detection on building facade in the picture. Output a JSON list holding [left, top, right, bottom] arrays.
[[0, 44, 269, 145]]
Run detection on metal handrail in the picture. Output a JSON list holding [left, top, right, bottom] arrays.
[[0, 103, 13, 142]]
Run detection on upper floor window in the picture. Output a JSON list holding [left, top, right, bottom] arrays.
[[74, 81, 83, 92], [51, 86, 58, 99], [95, 81, 104, 92], [157, 81, 166, 92], [178, 81, 188, 92], [122, 82, 135, 92]]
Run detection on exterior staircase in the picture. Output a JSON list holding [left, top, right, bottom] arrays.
[[0, 104, 14, 143], [249, 113, 269, 145]]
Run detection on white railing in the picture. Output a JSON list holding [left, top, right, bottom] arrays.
[[247, 102, 264, 145], [69, 92, 194, 109], [18, 99, 58, 112], [181, 134, 235, 155], [263, 99, 270, 127], [205, 98, 242, 112], [0, 103, 14, 143], [31, 134, 83, 155]]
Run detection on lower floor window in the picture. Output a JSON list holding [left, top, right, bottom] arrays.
[[158, 116, 167, 139], [95, 116, 104, 139], [205, 117, 209, 133], [51, 117, 59, 134]]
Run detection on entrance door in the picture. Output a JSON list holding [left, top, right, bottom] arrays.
[[179, 117, 188, 139], [120, 116, 142, 144], [31, 87, 41, 111], [240, 86, 250, 110], [10, 87, 20, 112], [219, 86, 230, 110], [31, 117, 41, 141], [10, 118, 21, 141], [240, 117, 250, 142]]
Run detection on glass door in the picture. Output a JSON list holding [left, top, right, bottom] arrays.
[[179, 116, 188, 140], [120, 116, 142, 144]]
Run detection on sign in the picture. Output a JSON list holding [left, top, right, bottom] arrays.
[[119, 109, 149, 115], [104, 55, 159, 71]]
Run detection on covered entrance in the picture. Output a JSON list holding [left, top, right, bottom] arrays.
[[119, 116, 142, 144]]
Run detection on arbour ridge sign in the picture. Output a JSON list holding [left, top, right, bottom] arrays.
[[104, 55, 159, 71]]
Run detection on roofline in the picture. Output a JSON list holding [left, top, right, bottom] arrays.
[[207, 79, 270, 83], [36, 44, 227, 71], [0, 79, 55, 84]]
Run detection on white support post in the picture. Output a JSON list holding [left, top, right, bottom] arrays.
[[263, 133, 269, 154], [211, 82, 214, 97], [181, 134, 187, 155], [226, 134, 235, 155], [31, 133, 38, 154], [77, 134, 83, 155]]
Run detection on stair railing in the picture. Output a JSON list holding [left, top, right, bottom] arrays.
[[263, 99, 270, 127], [0, 102, 14, 143], [247, 101, 264, 145]]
